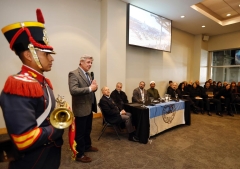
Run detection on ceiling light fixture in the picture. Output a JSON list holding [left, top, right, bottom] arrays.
[[181, 15, 185, 18], [226, 13, 231, 16], [202, 25, 205, 27]]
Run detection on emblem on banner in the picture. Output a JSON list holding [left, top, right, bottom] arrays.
[[162, 104, 176, 124]]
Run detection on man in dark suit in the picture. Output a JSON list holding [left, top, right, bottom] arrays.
[[110, 82, 128, 110], [167, 82, 181, 99], [132, 81, 148, 103], [166, 80, 173, 94], [68, 55, 98, 163], [99, 87, 139, 142]]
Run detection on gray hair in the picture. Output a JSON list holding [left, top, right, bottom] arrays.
[[116, 82, 122, 86], [80, 55, 94, 63]]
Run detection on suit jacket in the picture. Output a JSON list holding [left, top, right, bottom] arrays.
[[110, 89, 128, 110], [167, 87, 181, 99], [132, 87, 148, 103], [68, 67, 97, 117], [99, 95, 122, 124]]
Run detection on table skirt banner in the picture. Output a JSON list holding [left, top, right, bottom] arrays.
[[148, 100, 185, 137]]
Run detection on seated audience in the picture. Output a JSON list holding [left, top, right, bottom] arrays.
[[99, 87, 139, 142], [216, 84, 234, 116], [212, 81, 217, 89], [132, 81, 148, 103], [187, 80, 193, 92], [230, 81, 240, 103], [190, 82, 204, 114], [214, 81, 222, 96], [223, 81, 228, 87], [110, 82, 129, 110], [203, 81, 222, 116], [178, 82, 200, 113], [230, 81, 238, 94], [195, 80, 204, 91], [208, 79, 213, 86], [147, 81, 160, 100]]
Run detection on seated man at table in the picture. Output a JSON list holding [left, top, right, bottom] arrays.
[[99, 86, 139, 142], [110, 82, 129, 110], [147, 81, 160, 100], [132, 81, 148, 103], [167, 82, 181, 99], [166, 80, 173, 94]]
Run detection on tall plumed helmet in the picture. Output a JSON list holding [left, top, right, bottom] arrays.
[[1, 9, 55, 68]]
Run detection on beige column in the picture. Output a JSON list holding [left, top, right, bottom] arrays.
[[100, 0, 127, 91]]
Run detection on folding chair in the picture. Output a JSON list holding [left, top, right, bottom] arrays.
[[98, 104, 121, 140]]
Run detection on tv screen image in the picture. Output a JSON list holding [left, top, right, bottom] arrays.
[[235, 50, 240, 65], [128, 4, 172, 52]]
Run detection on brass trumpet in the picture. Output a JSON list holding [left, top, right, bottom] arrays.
[[50, 95, 74, 129]]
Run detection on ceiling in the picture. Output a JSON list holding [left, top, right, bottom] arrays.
[[121, 0, 240, 36]]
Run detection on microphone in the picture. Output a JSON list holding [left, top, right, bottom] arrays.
[[90, 72, 94, 80]]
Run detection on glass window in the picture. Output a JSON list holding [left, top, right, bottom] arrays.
[[211, 49, 240, 83]]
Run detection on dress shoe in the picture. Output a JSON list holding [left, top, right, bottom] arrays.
[[216, 112, 223, 117], [128, 135, 139, 142], [207, 111, 212, 116], [85, 146, 98, 152], [76, 155, 92, 163]]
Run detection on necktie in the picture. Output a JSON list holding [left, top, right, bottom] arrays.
[[85, 72, 91, 84], [86, 72, 94, 104]]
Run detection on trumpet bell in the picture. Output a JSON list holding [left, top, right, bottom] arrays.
[[50, 107, 74, 129]]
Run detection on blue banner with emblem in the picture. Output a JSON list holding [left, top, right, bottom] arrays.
[[147, 100, 185, 137]]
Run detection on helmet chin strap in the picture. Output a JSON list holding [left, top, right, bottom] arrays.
[[28, 43, 42, 69]]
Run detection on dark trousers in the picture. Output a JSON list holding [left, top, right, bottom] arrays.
[[75, 113, 93, 157], [222, 98, 232, 111], [9, 144, 61, 169], [193, 99, 204, 109], [209, 98, 221, 112]]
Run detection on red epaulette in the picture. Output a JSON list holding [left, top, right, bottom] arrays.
[[45, 78, 53, 90], [3, 74, 44, 97]]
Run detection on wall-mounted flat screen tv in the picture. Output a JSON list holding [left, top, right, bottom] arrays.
[[127, 4, 172, 52]]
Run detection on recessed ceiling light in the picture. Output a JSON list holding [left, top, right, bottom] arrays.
[[202, 25, 205, 28], [181, 15, 185, 18], [239, 4, 240, 7], [226, 13, 231, 16]]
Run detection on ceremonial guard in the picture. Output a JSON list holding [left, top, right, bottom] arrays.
[[0, 9, 64, 169]]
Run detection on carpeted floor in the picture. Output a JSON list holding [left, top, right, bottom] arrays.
[[1, 112, 240, 169]]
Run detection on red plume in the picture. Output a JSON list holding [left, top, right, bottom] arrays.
[[36, 9, 45, 24]]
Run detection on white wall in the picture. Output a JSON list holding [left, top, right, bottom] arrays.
[[208, 31, 240, 51], [125, 27, 194, 99], [0, 0, 101, 128], [100, 0, 127, 92]]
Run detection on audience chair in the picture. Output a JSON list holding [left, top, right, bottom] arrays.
[[98, 104, 121, 140]]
